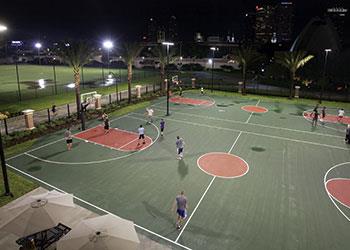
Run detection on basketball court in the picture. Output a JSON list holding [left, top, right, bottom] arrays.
[[6, 91, 350, 249]]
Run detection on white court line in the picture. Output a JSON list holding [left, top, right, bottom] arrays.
[[151, 108, 344, 139], [175, 132, 243, 242], [118, 137, 139, 149], [324, 162, 350, 222], [6, 163, 192, 250], [6, 114, 130, 161], [245, 100, 261, 124], [130, 113, 350, 151], [20, 116, 159, 165], [325, 178, 350, 210]]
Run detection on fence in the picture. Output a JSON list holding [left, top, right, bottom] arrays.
[[0, 83, 160, 135], [0, 64, 158, 103]]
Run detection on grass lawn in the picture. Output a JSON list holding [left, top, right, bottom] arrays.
[[0, 140, 39, 207]]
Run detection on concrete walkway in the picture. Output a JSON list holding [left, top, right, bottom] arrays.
[[0, 187, 171, 250]]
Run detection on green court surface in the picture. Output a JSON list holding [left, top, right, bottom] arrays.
[[7, 92, 350, 250]]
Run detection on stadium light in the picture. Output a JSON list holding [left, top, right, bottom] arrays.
[[210, 47, 219, 92], [103, 40, 113, 72], [35, 42, 42, 49], [162, 42, 174, 46], [0, 24, 7, 32], [324, 48, 332, 52]]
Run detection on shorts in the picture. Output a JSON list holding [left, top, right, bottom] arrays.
[[104, 125, 109, 130], [139, 134, 145, 139], [177, 209, 187, 219], [178, 148, 183, 155], [339, 116, 343, 119], [66, 139, 73, 144], [161, 127, 164, 132]]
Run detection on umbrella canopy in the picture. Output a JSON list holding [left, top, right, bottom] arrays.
[[0, 190, 75, 236], [57, 214, 140, 250]]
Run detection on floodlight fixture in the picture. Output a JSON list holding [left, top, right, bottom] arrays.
[[103, 40, 113, 49], [0, 24, 7, 32], [35, 42, 42, 49]]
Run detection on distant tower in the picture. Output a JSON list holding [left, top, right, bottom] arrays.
[[326, 6, 348, 44], [243, 12, 256, 44], [168, 15, 178, 42], [275, 2, 294, 43], [147, 18, 157, 42], [254, 4, 276, 44]]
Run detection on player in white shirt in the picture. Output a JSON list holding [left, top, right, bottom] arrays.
[[338, 108, 345, 122], [137, 125, 146, 145], [146, 108, 154, 124]]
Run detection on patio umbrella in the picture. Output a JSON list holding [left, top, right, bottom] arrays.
[[57, 214, 140, 250], [0, 190, 75, 236]]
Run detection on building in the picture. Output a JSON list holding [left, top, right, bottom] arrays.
[[275, 2, 294, 43], [255, 4, 276, 44], [326, 6, 348, 44], [254, 2, 294, 45]]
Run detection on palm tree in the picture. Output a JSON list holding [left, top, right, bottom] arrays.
[[276, 51, 314, 98], [120, 43, 143, 103], [58, 41, 95, 115], [150, 45, 176, 92], [235, 47, 262, 95]]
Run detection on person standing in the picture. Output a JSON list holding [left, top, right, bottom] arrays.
[[176, 136, 185, 159], [338, 108, 345, 122], [312, 110, 319, 127], [345, 125, 350, 144], [320, 106, 326, 122], [104, 117, 110, 134], [146, 108, 154, 124], [172, 191, 188, 230], [51, 104, 57, 118], [160, 119, 165, 136], [137, 125, 146, 145], [64, 127, 73, 151]]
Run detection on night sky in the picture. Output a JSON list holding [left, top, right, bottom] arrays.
[[0, 0, 348, 42]]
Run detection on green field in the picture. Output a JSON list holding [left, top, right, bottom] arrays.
[[4, 92, 350, 249], [0, 64, 160, 112]]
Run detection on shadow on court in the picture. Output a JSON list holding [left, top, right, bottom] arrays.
[[178, 160, 189, 179]]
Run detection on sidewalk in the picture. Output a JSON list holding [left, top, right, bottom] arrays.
[[0, 84, 159, 135], [0, 187, 172, 250]]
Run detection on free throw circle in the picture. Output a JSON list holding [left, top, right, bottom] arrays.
[[197, 152, 249, 179], [241, 105, 268, 113]]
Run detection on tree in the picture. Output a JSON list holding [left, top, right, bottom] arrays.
[[57, 41, 95, 115], [150, 45, 176, 92], [120, 43, 143, 103], [276, 51, 314, 98], [235, 47, 262, 95]]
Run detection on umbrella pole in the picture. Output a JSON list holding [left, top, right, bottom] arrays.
[[0, 128, 12, 197]]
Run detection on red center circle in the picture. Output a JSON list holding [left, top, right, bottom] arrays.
[[241, 105, 268, 113], [326, 178, 350, 208], [197, 152, 249, 178]]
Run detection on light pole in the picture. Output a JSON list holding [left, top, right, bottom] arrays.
[[35, 42, 42, 65], [320, 48, 332, 102], [52, 57, 57, 94], [162, 41, 174, 116], [0, 24, 12, 196], [210, 47, 218, 92], [103, 40, 113, 73]]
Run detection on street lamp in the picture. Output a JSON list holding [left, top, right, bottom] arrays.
[[103, 40, 113, 73], [162, 41, 174, 116], [320, 48, 332, 102], [35, 42, 42, 65], [0, 24, 7, 32], [210, 47, 219, 92]]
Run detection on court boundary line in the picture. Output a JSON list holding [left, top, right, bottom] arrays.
[[130, 113, 350, 151], [175, 132, 243, 243], [196, 152, 249, 179], [150, 108, 344, 139], [245, 100, 261, 123], [151, 95, 216, 110], [6, 163, 192, 250], [325, 178, 350, 210], [6, 114, 130, 161], [18, 116, 160, 165], [324, 162, 350, 222]]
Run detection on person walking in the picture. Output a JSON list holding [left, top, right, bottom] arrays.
[[51, 104, 57, 118], [137, 125, 146, 145], [160, 119, 165, 136], [338, 108, 345, 122], [64, 127, 73, 151], [172, 191, 188, 230], [103, 117, 110, 134], [176, 136, 185, 159]]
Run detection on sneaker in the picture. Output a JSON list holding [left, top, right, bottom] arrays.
[[176, 225, 181, 230]]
